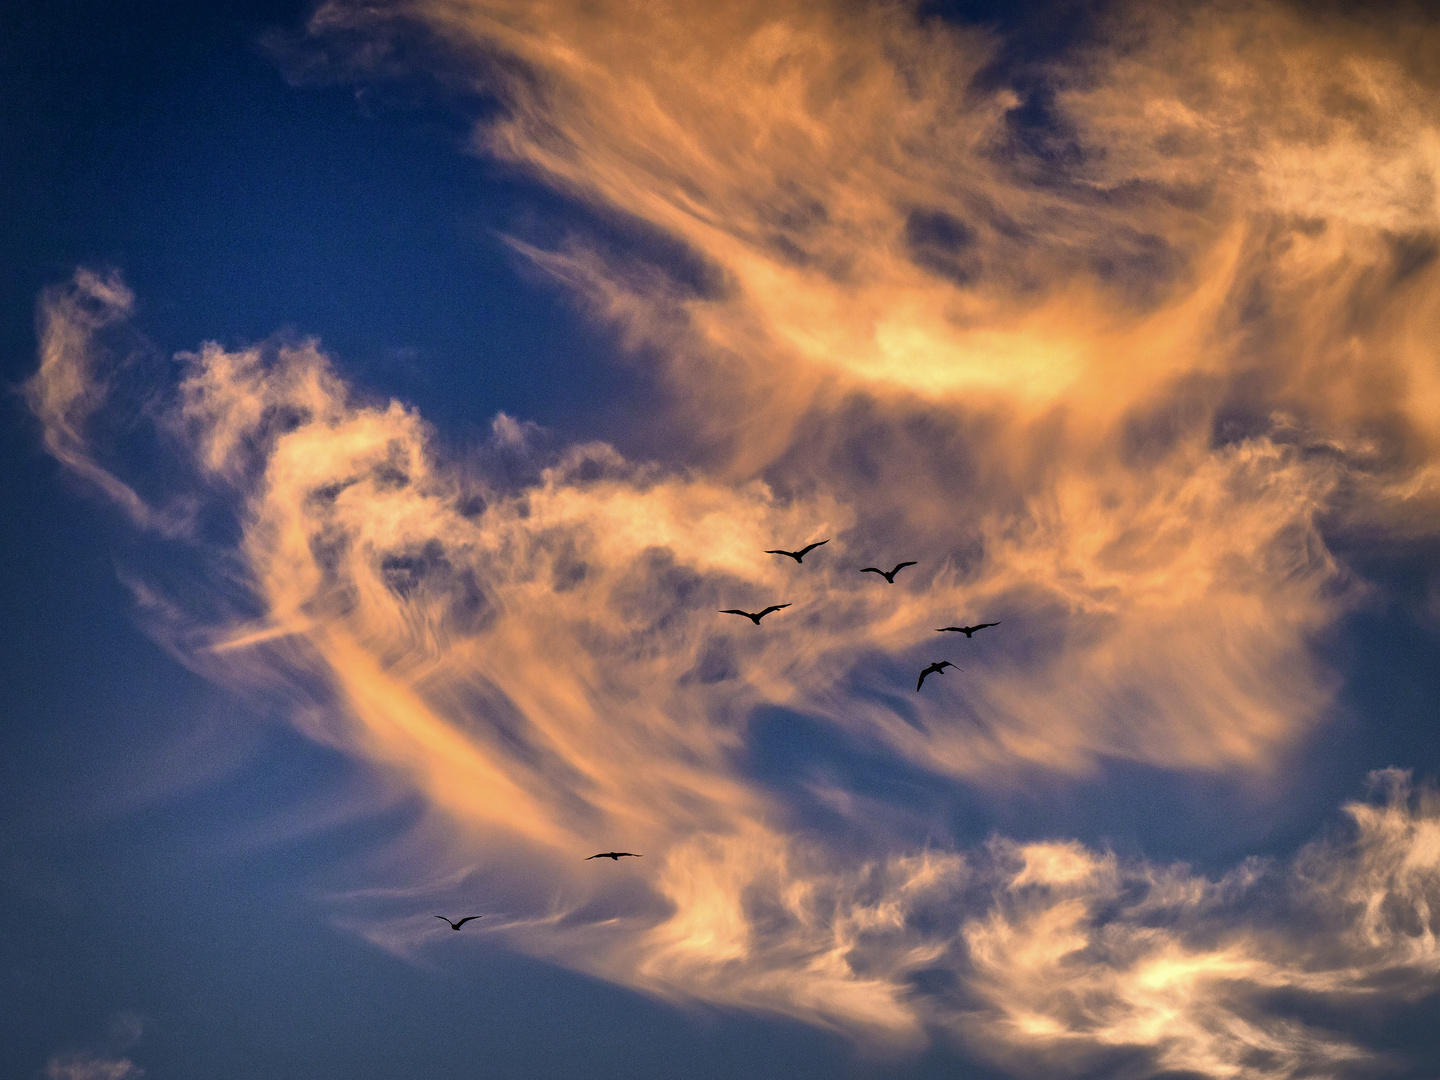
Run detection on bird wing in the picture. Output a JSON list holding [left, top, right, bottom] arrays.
[[586, 853, 606, 859], [758, 604, 791, 617], [719, 609, 752, 617], [917, 662, 950, 690], [454, 916, 482, 927], [860, 567, 883, 575], [935, 627, 963, 632], [890, 561, 917, 574], [616, 853, 642, 858], [798, 540, 829, 556], [763, 549, 795, 557], [435, 915, 452, 924], [970, 621, 1000, 632]]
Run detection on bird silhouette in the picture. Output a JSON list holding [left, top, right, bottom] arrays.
[[917, 661, 956, 690], [764, 540, 828, 563], [435, 915, 482, 930], [861, 561, 916, 583], [935, 621, 1000, 638], [719, 604, 791, 625], [587, 852, 642, 861]]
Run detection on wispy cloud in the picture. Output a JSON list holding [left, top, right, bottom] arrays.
[[44, 1012, 147, 1080], [24, 270, 194, 536], [293, 0, 1440, 784], [27, 0, 1440, 1074], [44, 1056, 143, 1080], [25, 270, 148, 524]]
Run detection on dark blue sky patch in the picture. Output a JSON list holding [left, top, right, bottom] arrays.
[[992, 85, 1089, 181], [0, 0, 665, 456], [905, 209, 982, 286]]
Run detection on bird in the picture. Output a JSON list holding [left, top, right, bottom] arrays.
[[935, 621, 1000, 638], [917, 661, 957, 691], [719, 604, 791, 625], [764, 540, 828, 563], [435, 915, 482, 930], [587, 852, 642, 861], [860, 561, 916, 583]]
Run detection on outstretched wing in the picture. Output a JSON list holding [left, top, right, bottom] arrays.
[[614, 853, 642, 858], [757, 604, 792, 618], [763, 549, 796, 558], [719, 609, 753, 617], [917, 662, 952, 690], [796, 539, 829, 557], [969, 622, 1000, 633], [435, 915, 453, 925], [935, 627, 964, 633], [860, 567, 883, 575], [453, 916, 482, 928], [889, 561, 917, 575]]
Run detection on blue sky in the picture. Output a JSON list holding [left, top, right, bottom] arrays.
[[4, 2, 1440, 1078]]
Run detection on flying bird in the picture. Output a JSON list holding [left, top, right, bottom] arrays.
[[764, 540, 829, 563], [587, 852, 642, 861], [935, 621, 1000, 638], [917, 661, 956, 691], [861, 561, 916, 583], [435, 915, 482, 930], [719, 604, 791, 625]]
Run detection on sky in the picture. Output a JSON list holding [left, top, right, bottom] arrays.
[[4, 1, 1440, 1077]]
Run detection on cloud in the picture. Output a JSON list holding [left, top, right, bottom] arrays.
[[30, 265, 1439, 1071], [25, 271, 191, 536], [286, 0, 1440, 790], [44, 1012, 147, 1080], [44, 1056, 143, 1080], [270, 0, 1439, 788], [956, 770, 1440, 1078], [306, 0, 1440, 437], [26, 0, 1440, 1074], [25, 270, 147, 521]]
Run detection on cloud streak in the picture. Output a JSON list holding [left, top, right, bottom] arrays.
[[44, 1056, 143, 1080]]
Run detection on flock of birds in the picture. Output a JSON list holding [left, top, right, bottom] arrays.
[[434, 538, 997, 931], [725, 538, 999, 689]]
